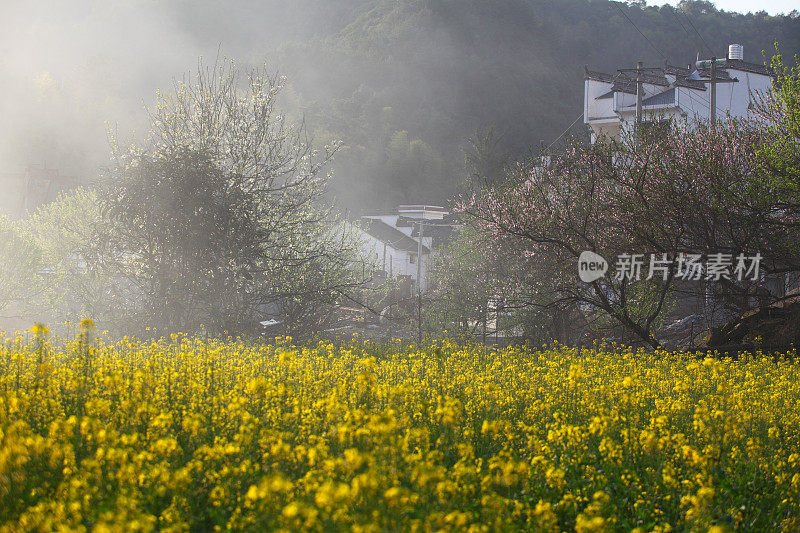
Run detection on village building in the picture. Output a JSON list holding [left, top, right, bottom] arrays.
[[583, 46, 799, 345], [355, 205, 456, 294], [584, 44, 772, 143]]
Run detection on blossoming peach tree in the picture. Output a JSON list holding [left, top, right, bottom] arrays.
[[458, 92, 800, 347]]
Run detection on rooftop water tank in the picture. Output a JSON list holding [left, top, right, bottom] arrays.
[[728, 44, 744, 61]]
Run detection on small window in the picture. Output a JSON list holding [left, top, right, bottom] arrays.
[[409, 253, 416, 264]]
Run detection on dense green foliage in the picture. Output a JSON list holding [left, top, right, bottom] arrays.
[[261, 0, 800, 210], [5, 0, 797, 215], [754, 50, 800, 196]]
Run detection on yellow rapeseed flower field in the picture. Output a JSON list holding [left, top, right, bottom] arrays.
[[1, 325, 798, 531]]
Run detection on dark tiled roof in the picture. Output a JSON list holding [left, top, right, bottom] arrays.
[[667, 60, 770, 78], [410, 224, 455, 247], [584, 68, 615, 83], [611, 80, 637, 94], [638, 72, 669, 86], [722, 59, 771, 76], [589, 60, 769, 103], [697, 68, 733, 79], [664, 64, 692, 76], [360, 218, 429, 254], [674, 77, 707, 90], [586, 66, 670, 94], [615, 68, 669, 87], [641, 87, 676, 107]]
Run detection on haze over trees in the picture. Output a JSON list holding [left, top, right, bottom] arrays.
[[0, 62, 370, 337], [99, 62, 371, 337], [1, 0, 799, 342], [2, 0, 798, 214]]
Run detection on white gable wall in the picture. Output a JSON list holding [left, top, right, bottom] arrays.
[[354, 225, 432, 291], [585, 59, 773, 143]]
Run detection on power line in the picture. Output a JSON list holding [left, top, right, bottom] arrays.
[[546, 113, 585, 152], [671, 7, 692, 40], [615, 4, 668, 61], [682, 11, 713, 57], [613, 4, 717, 121], [671, 7, 703, 57], [676, 79, 711, 112], [683, 88, 711, 113]]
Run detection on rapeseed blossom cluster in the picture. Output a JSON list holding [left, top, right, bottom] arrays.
[[1, 327, 798, 531]]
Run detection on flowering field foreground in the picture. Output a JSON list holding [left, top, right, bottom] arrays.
[[1, 331, 799, 532]]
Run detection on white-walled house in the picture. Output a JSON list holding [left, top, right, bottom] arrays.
[[582, 44, 799, 341], [354, 205, 452, 293], [584, 44, 772, 143]]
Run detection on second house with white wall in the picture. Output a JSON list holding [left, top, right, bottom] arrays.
[[355, 205, 454, 293]]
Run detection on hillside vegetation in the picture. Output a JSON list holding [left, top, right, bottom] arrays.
[[262, 0, 800, 210], [7, 1, 797, 214]]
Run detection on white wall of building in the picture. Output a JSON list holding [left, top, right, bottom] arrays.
[[350, 208, 445, 292], [358, 230, 428, 282], [584, 56, 773, 143]]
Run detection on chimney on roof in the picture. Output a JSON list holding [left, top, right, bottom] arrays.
[[728, 44, 744, 61]]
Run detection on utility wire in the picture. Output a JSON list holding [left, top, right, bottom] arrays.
[[683, 88, 711, 113], [671, 7, 692, 40], [546, 113, 585, 152], [682, 11, 713, 57], [613, 4, 719, 121], [615, 4, 668, 61], [671, 7, 704, 60]]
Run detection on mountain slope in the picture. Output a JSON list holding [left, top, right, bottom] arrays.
[[272, 0, 799, 211]]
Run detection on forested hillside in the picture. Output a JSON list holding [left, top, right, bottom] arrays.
[[260, 0, 800, 211], [4, 0, 798, 213]]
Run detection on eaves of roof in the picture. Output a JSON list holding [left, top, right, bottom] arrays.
[[584, 68, 615, 83], [360, 218, 430, 254], [664, 64, 692, 76], [640, 87, 676, 107], [721, 59, 771, 76], [696, 68, 733, 80], [674, 78, 707, 90]]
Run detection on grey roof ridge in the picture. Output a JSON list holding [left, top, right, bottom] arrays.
[[360, 218, 430, 254]]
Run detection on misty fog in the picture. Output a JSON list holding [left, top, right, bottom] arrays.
[[5, 0, 795, 214]]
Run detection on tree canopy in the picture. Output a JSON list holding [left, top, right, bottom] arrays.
[[99, 61, 367, 336]]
